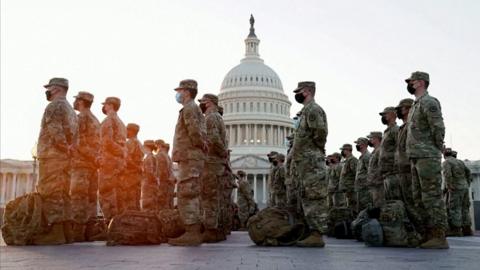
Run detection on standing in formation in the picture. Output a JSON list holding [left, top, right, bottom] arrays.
[[354, 137, 371, 214], [155, 140, 175, 210], [124, 123, 144, 210], [141, 140, 159, 213], [236, 170, 256, 230], [339, 144, 358, 215]]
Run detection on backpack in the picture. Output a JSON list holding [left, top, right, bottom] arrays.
[[157, 209, 185, 239], [1, 192, 44, 245], [327, 206, 354, 238], [247, 207, 305, 246], [85, 216, 108, 241], [107, 210, 164, 245], [378, 200, 409, 247], [351, 208, 370, 241], [362, 218, 383, 247]]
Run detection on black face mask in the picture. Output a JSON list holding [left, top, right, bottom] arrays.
[[45, 90, 52, 101], [407, 84, 416, 94], [199, 103, 207, 114], [368, 141, 374, 147], [396, 109, 404, 120], [356, 145, 361, 151], [326, 160, 330, 166], [341, 151, 346, 158], [381, 116, 388, 125], [268, 157, 273, 163], [294, 93, 305, 104], [272, 161, 278, 166], [102, 105, 107, 115]]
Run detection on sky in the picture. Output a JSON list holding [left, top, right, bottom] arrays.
[[1, 0, 479, 161]]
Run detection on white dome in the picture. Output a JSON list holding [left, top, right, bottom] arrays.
[[221, 60, 283, 91]]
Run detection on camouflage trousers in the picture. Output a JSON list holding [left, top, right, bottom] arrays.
[[344, 189, 357, 215], [370, 184, 385, 208], [201, 163, 224, 229], [98, 163, 123, 220], [384, 174, 402, 201], [273, 192, 287, 209], [292, 154, 328, 234], [70, 167, 98, 224], [37, 159, 71, 224], [447, 189, 471, 228], [411, 158, 448, 231], [398, 172, 424, 233], [123, 172, 142, 211], [221, 185, 234, 232], [141, 178, 159, 213], [237, 198, 250, 228], [177, 177, 201, 225], [327, 192, 345, 209], [356, 187, 372, 213], [158, 181, 175, 210]]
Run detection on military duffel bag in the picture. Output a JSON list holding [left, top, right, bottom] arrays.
[[157, 209, 185, 239], [247, 207, 305, 246], [362, 218, 383, 247], [107, 210, 164, 245], [327, 206, 354, 238], [1, 192, 44, 245], [351, 208, 370, 241], [379, 200, 409, 247]]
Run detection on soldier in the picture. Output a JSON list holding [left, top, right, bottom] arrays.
[[98, 97, 127, 222], [34, 78, 78, 245], [70, 91, 100, 242], [290, 81, 328, 247], [222, 150, 238, 235], [124, 123, 144, 210], [267, 151, 279, 206], [339, 144, 358, 214], [452, 151, 474, 236], [442, 148, 472, 236], [272, 153, 287, 208], [394, 98, 423, 235], [379, 107, 401, 200], [155, 139, 175, 210], [141, 140, 159, 213], [198, 93, 228, 242], [354, 137, 372, 213], [405, 71, 448, 248], [327, 153, 344, 208], [169, 79, 207, 246], [367, 131, 384, 207], [236, 170, 256, 230], [285, 134, 297, 210]]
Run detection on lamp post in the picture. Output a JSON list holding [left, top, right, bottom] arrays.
[[31, 143, 38, 191]]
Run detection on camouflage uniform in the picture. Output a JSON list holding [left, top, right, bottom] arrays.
[[172, 98, 207, 226], [38, 94, 78, 225], [222, 165, 237, 233], [367, 132, 384, 207], [339, 147, 358, 213], [155, 140, 175, 210], [327, 158, 344, 208], [141, 141, 159, 213], [291, 92, 328, 234], [285, 135, 297, 209], [379, 109, 401, 200], [406, 77, 447, 233], [267, 151, 279, 207], [354, 140, 372, 213], [98, 97, 127, 220], [71, 92, 100, 225], [442, 155, 472, 230], [124, 124, 144, 210], [237, 173, 255, 228], [272, 160, 287, 208]]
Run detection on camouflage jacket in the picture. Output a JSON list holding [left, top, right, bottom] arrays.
[[273, 165, 287, 195], [291, 99, 328, 159], [406, 91, 445, 159], [172, 100, 207, 162], [442, 156, 470, 190], [327, 163, 343, 193], [100, 112, 127, 162], [339, 155, 358, 191], [355, 151, 371, 191], [38, 96, 78, 160], [367, 147, 382, 186], [155, 151, 175, 185], [379, 123, 399, 176], [143, 152, 158, 185], [125, 138, 144, 174], [72, 109, 99, 169], [204, 109, 228, 164], [238, 178, 255, 210], [394, 123, 410, 173]]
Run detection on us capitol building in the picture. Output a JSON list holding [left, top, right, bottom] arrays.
[[218, 16, 294, 207]]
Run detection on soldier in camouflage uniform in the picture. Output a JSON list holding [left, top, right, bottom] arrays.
[[327, 153, 344, 208], [236, 170, 256, 229], [405, 71, 448, 249], [271, 153, 287, 208], [367, 131, 384, 207], [354, 137, 372, 213], [442, 148, 472, 236], [379, 107, 401, 200], [290, 81, 328, 247], [71, 91, 100, 242], [34, 78, 78, 245], [339, 144, 358, 214], [285, 134, 297, 210], [124, 123, 144, 210], [198, 93, 228, 242], [98, 97, 127, 221], [169, 79, 207, 246], [267, 151, 279, 206], [222, 150, 238, 236], [155, 139, 175, 210], [141, 140, 159, 213], [394, 98, 424, 235], [453, 151, 474, 236]]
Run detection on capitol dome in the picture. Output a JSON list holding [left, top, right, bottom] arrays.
[[218, 15, 293, 207]]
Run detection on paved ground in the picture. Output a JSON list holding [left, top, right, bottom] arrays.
[[1, 232, 479, 270]]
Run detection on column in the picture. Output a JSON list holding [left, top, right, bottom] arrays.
[[254, 124, 258, 145], [12, 173, 18, 199], [262, 124, 266, 145], [236, 125, 241, 145], [262, 174, 267, 203], [228, 125, 233, 147], [253, 174, 258, 202], [269, 125, 273, 146], [246, 124, 249, 145]]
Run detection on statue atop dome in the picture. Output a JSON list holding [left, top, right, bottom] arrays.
[[248, 14, 257, 38]]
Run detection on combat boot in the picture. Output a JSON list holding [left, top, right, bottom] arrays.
[[32, 223, 66, 245], [72, 222, 86, 242], [462, 226, 474, 236], [420, 228, 449, 249], [296, 231, 325, 248], [63, 220, 75, 244], [446, 226, 463, 237], [168, 224, 203, 246], [202, 229, 219, 243]]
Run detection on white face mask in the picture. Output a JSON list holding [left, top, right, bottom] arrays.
[[175, 92, 183, 104]]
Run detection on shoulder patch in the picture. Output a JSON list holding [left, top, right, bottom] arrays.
[[308, 113, 316, 122]]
